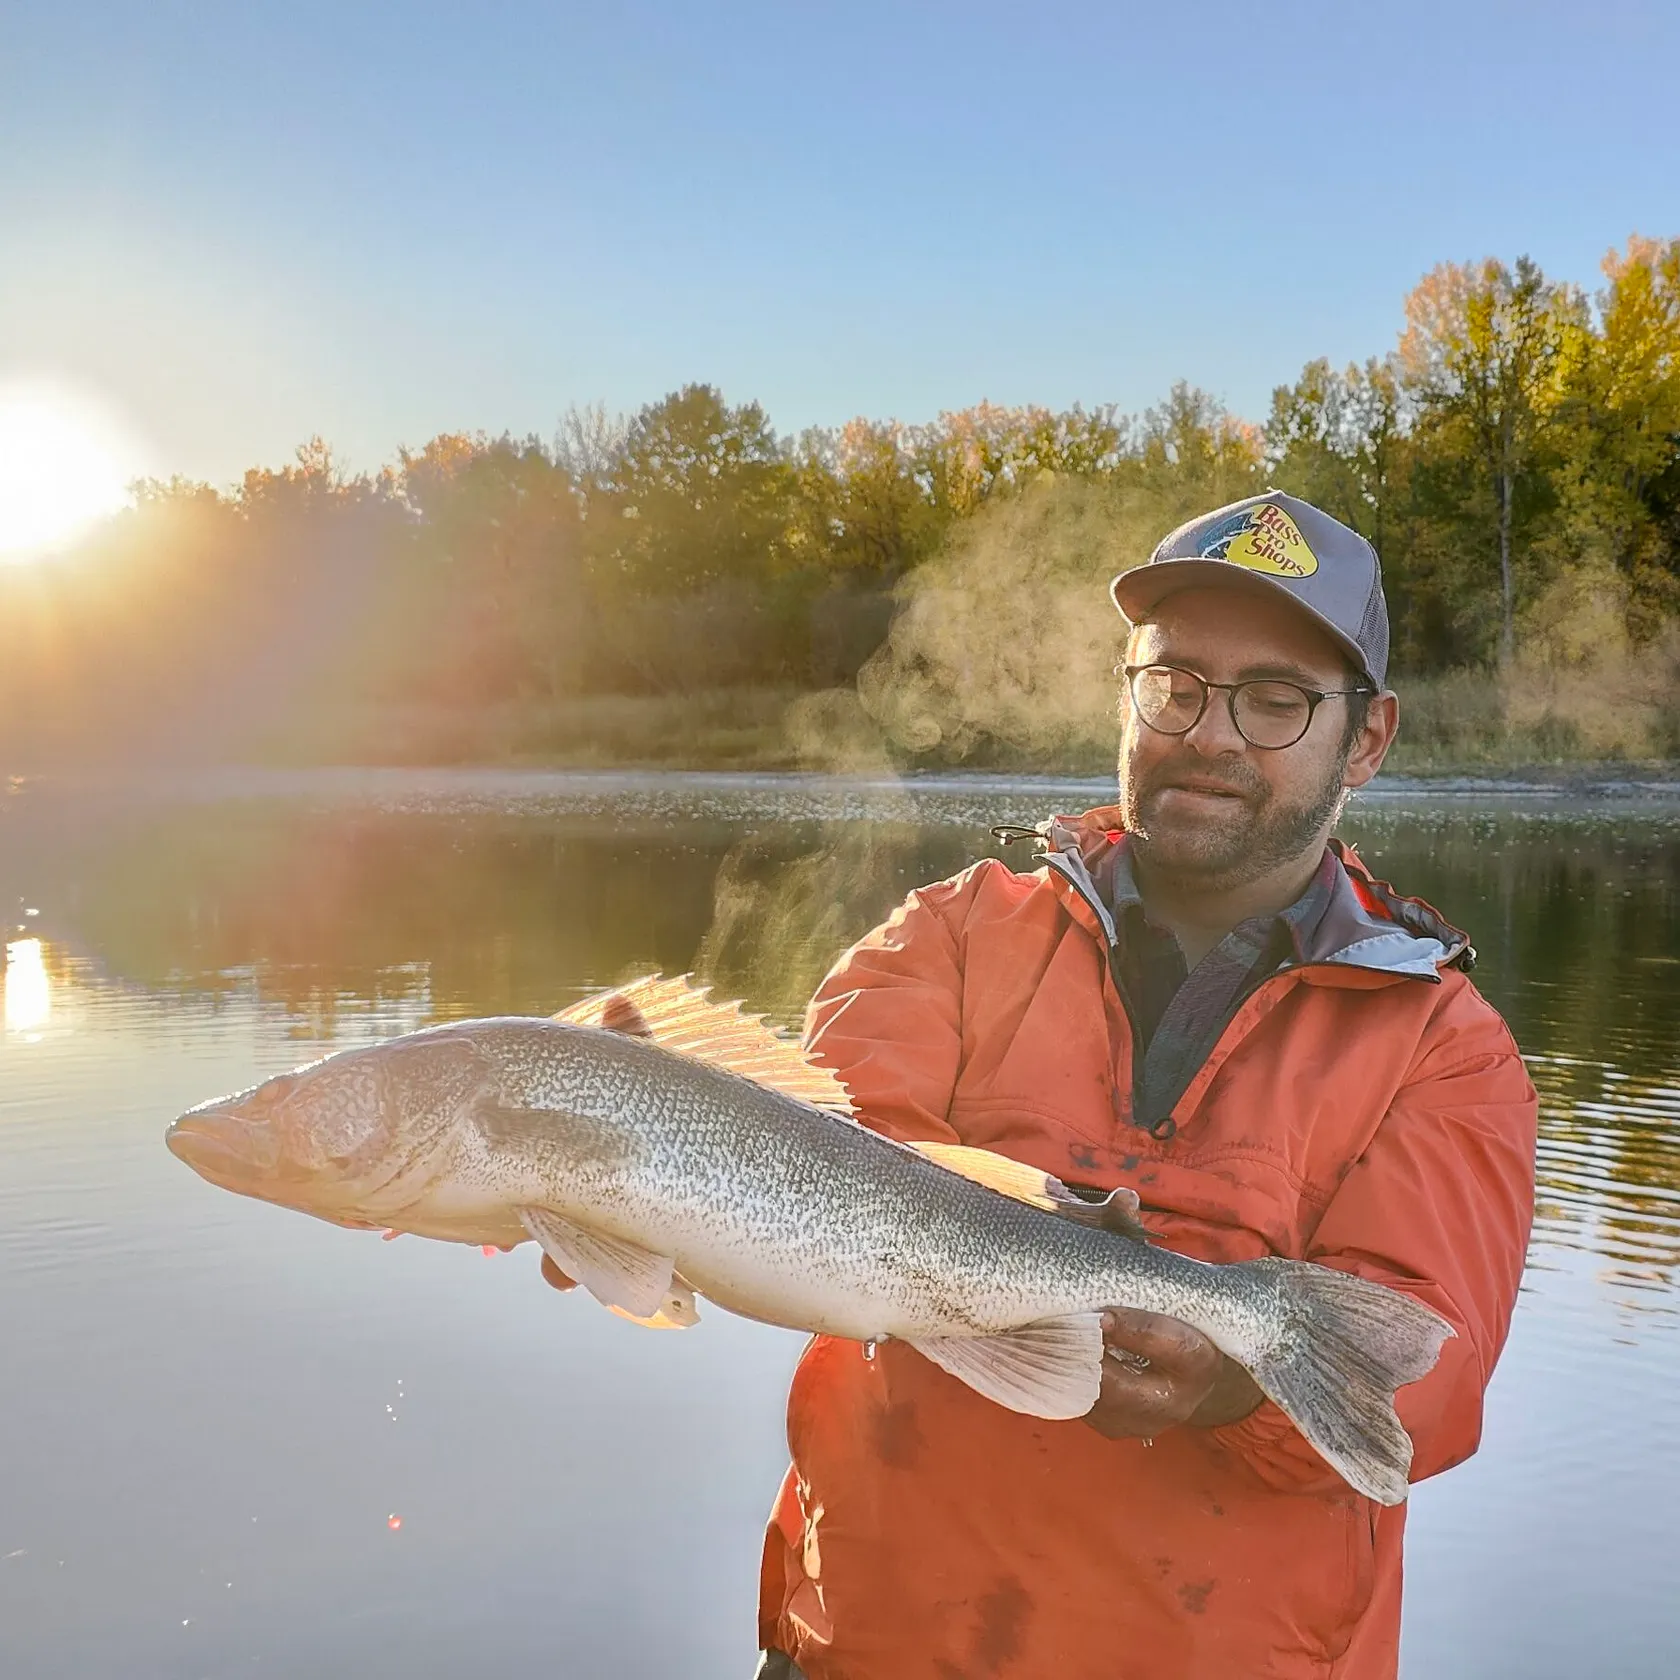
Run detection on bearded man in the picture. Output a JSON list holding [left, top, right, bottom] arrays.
[[748, 492, 1538, 1680]]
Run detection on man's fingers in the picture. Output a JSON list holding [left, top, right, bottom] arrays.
[[1101, 1308, 1222, 1377], [1097, 1360, 1179, 1415], [540, 1254, 578, 1292]]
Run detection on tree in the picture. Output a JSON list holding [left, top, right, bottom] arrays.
[[791, 418, 949, 580], [1267, 357, 1403, 557], [595, 384, 797, 591], [396, 432, 584, 700], [1137, 382, 1264, 504], [1553, 237, 1680, 634], [1399, 257, 1584, 663]]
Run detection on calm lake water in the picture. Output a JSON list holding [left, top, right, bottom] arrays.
[[2, 769, 1678, 1679]]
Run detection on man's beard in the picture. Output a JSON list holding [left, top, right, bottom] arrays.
[[1118, 746, 1348, 890]]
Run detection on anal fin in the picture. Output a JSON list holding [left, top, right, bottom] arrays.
[[517, 1206, 676, 1322], [608, 1275, 701, 1331], [906, 1313, 1105, 1419]]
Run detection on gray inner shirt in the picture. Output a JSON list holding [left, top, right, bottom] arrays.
[[1104, 840, 1338, 1138]]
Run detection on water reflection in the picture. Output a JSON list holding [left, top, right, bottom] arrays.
[[3, 936, 51, 1034], [1527, 1052, 1680, 1313], [1338, 803, 1680, 1315], [2, 780, 1677, 1289], [1, 773, 1678, 1676]]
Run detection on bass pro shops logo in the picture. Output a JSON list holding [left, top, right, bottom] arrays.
[[1196, 502, 1320, 578]]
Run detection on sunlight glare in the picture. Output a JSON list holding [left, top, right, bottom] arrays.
[[0, 380, 150, 563], [3, 938, 52, 1033]]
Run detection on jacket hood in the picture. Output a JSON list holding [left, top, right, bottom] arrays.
[[1002, 804, 1473, 980]]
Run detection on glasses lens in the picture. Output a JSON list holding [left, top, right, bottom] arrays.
[[1233, 680, 1313, 747], [1131, 666, 1206, 734]]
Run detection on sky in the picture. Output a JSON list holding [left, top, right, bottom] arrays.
[[3, 0, 1677, 489]]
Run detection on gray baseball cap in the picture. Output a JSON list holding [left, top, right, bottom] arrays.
[[1110, 490, 1391, 688]]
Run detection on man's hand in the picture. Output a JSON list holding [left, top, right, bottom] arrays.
[[539, 1254, 578, 1292], [1084, 1308, 1263, 1439]]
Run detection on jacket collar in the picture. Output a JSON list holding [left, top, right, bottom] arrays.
[[1021, 805, 1473, 980]]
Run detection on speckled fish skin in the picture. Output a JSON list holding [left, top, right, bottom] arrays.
[[167, 1013, 1453, 1505], [171, 1017, 1216, 1333]]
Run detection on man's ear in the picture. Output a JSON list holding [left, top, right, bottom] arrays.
[[1343, 691, 1399, 790]]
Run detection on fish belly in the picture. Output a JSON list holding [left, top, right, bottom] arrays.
[[678, 1254, 904, 1340]]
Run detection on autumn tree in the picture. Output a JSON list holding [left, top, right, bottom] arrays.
[[1552, 236, 1680, 634], [791, 418, 949, 580]]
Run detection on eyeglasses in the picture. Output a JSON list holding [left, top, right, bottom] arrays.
[[1120, 663, 1375, 750]]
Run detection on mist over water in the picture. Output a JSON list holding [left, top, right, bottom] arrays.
[[1, 770, 1677, 1678]]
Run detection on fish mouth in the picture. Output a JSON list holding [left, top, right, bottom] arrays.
[[166, 1110, 274, 1183]]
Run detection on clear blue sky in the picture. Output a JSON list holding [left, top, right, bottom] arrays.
[[3, 0, 1675, 487]]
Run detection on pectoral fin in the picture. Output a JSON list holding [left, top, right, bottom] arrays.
[[906, 1314, 1106, 1419], [516, 1207, 676, 1322]]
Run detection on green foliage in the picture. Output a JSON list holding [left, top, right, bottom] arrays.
[[586, 384, 797, 592]]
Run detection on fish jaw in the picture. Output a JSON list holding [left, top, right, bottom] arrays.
[[167, 1103, 285, 1188], [163, 1104, 374, 1227]]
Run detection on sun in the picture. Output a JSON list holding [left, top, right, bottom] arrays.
[[0, 379, 151, 563]]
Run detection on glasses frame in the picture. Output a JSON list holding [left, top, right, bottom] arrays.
[[1119, 662, 1377, 751]]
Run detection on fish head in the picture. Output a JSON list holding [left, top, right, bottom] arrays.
[[166, 1030, 489, 1222]]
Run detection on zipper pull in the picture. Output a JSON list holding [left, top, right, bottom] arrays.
[[988, 824, 1046, 847]]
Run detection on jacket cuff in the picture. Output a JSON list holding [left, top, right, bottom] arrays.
[[1206, 1399, 1337, 1493]]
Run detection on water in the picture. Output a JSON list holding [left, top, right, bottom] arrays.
[[1, 769, 1677, 1679]]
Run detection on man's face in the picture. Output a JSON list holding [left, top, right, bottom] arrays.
[[1118, 585, 1377, 887]]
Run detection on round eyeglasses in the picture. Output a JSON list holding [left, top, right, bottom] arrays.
[[1120, 663, 1375, 750]]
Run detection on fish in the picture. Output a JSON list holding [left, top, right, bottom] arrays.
[[165, 974, 1452, 1505]]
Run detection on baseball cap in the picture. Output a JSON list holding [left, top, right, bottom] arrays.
[[1109, 490, 1391, 689]]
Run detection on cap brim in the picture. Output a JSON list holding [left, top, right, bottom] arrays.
[[1110, 559, 1376, 686]]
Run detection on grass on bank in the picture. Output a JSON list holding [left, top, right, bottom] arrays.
[[260, 655, 1680, 780], [267, 688, 806, 771]]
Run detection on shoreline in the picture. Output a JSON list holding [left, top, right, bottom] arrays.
[[8, 760, 1679, 810]]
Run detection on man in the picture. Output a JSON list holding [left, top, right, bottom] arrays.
[[748, 492, 1538, 1678]]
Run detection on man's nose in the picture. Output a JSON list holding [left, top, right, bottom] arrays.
[[1182, 688, 1247, 754]]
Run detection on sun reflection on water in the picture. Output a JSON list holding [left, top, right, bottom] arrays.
[[3, 937, 51, 1034]]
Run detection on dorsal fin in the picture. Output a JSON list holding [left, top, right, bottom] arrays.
[[598, 995, 654, 1038], [908, 1142, 1068, 1209], [553, 974, 854, 1115], [907, 1141, 1150, 1242]]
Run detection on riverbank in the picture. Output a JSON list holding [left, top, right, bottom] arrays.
[[9, 670, 1678, 784], [245, 675, 1680, 784]]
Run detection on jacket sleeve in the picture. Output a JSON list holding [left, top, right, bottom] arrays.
[[1210, 982, 1538, 1494], [800, 870, 986, 1148]]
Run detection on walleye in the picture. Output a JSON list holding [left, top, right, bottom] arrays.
[[166, 974, 1451, 1505]]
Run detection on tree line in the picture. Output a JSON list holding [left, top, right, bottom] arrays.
[[3, 237, 1675, 764]]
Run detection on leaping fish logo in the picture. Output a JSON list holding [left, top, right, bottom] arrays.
[[1198, 502, 1319, 578]]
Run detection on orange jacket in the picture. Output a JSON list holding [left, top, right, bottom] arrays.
[[759, 809, 1537, 1680]]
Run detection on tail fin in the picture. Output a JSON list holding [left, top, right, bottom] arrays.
[[1239, 1259, 1454, 1506]]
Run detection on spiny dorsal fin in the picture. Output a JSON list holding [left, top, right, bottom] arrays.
[[553, 974, 854, 1115], [907, 1142, 1150, 1242]]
